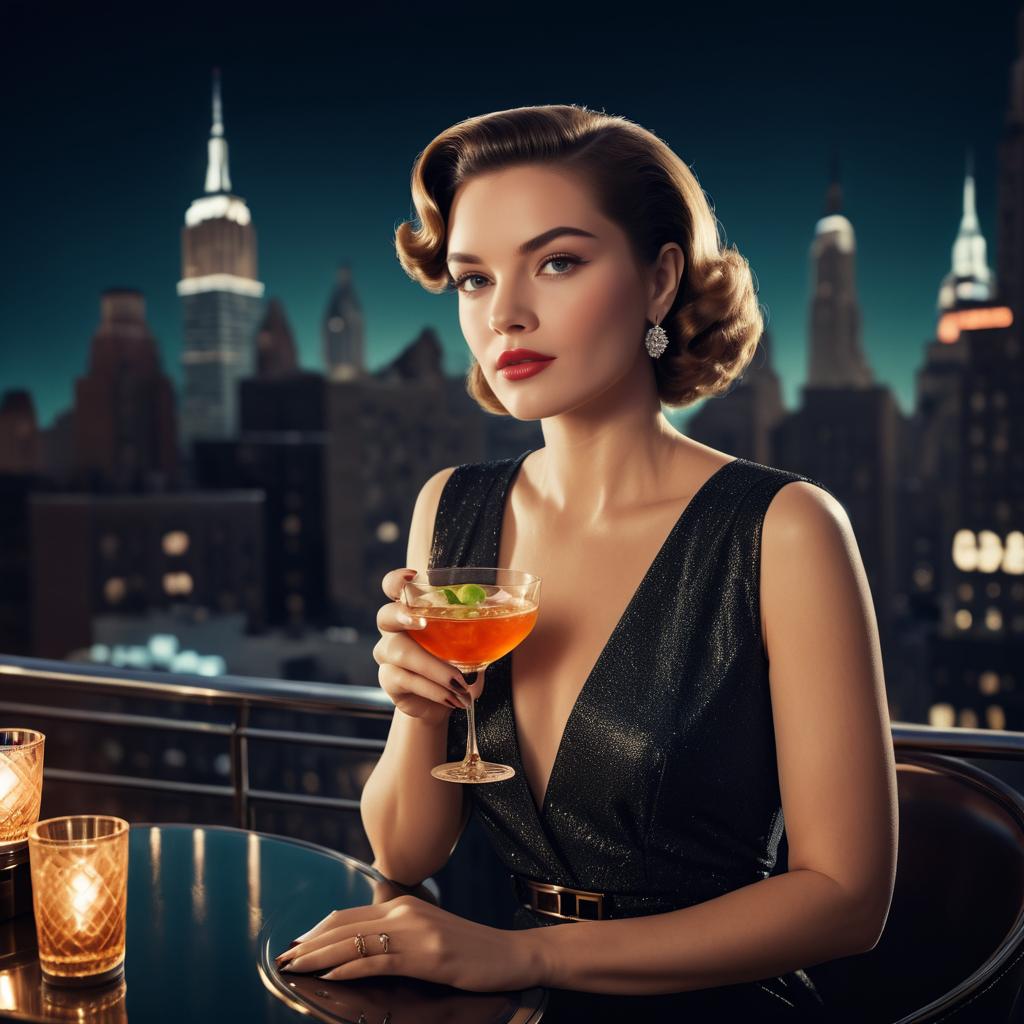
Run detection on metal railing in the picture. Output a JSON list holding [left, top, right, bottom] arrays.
[[2, 653, 1024, 830], [0, 654, 394, 829]]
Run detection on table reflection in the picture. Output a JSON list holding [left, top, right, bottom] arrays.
[[0, 824, 545, 1023], [0, 913, 127, 1022]]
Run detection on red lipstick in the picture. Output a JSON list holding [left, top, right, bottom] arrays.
[[496, 348, 555, 370]]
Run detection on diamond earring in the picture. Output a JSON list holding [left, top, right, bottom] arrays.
[[645, 319, 669, 359]]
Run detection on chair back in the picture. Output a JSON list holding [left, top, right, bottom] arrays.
[[803, 752, 1024, 1022]]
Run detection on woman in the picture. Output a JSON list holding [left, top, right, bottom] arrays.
[[275, 104, 898, 1020]]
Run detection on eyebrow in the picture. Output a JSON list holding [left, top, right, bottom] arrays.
[[447, 226, 599, 266]]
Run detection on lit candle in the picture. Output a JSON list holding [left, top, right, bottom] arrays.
[[0, 730, 44, 846], [27, 815, 129, 987]]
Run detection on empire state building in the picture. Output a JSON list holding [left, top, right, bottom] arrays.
[[177, 69, 265, 452]]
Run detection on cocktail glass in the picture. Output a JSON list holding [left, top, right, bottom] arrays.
[[403, 567, 540, 783]]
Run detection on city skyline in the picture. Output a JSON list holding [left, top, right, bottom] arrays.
[[2, 4, 1014, 429]]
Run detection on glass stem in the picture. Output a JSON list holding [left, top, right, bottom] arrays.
[[462, 668, 483, 769]]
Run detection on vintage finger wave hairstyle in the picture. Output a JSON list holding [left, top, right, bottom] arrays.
[[394, 103, 765, 414]]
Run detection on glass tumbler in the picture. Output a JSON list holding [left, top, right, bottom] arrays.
[[0, 728, 45, 846], [28, 815, 130, 986]]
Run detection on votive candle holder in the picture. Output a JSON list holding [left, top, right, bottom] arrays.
[[28, 815, 129, 987]]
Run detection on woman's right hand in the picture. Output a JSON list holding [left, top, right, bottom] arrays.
[[373, 569, 475, 727]]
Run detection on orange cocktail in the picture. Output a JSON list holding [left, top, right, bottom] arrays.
[[403, 569, 541, 784], [413, 597, 538, 669]]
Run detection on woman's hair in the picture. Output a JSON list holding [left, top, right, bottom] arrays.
[[394, 104, 764, 414]]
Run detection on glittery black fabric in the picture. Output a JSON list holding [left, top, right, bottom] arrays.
[[430, 449, 836, 1020]]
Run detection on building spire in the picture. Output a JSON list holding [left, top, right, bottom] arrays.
[[825, 146, 842, 215], [212, 66, 224, 138], [204, 67, 232, 194], [936, 146, 993, 311]]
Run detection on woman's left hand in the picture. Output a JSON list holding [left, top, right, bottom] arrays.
[[274, 894, 545, 991]]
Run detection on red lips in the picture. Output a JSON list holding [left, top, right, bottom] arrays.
[[496, 348, 555, 370]]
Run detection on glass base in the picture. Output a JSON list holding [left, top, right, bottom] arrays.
[[431, 757, 515, 784], [41, 960, 125, 988]]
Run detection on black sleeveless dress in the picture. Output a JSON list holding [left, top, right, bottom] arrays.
[[429, 449, 834, 1021]]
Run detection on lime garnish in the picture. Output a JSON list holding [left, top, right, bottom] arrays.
[[456, 584, 487, 606], [440, 587, 462, 605]]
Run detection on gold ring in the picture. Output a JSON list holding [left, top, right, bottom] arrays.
[[354, 932, 368, 957], [378, 932, 390, 953]]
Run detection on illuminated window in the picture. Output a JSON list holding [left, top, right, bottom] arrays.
[[986, 705, 1006, 730], [376, 520, 400, 543], [953, 530, 1010, 573], [162, 530, 190, 556], [958, 708, 979, 728], [986, 581, 1001, 598], [954, 609, 973, 629], [979, 671, 1000, 695], [928, 703, 955, 728], [104, 577, 126, 604], [956, 583, 973, 601], [985, 607, 1003, 631], [1006, 532, 1024, 574], [163, 572, 194, 596]]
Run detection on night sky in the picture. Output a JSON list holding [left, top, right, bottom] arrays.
[[2, 2, 1015, 431]]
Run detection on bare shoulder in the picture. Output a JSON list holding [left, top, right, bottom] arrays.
[[763, 478, 850, 544], [405, 465, 459, 569], [759, 478, 862, 657]]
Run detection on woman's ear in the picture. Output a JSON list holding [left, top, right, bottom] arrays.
[[648, 242, 685, 319]]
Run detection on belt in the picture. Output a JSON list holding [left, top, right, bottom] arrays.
[[511, 874, 611, 922]]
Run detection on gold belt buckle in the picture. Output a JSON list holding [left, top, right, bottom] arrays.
[[524, 879, 605, 921]]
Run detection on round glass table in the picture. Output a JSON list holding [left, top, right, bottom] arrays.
[[0, 823, 546, 1023]]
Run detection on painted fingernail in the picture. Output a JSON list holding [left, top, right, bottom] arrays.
[[450, 676, 467, 691]]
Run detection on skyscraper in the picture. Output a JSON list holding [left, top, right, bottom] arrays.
[[73, 289, 179, 491], [322, 264, 366, 380], [178, 69, 265, 453], [807, 154, 874, 388], [255, 298, 299, 378], [998, 9, 1024, 323]]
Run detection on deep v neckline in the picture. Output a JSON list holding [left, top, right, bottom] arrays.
[[495, 451, 744, 821]]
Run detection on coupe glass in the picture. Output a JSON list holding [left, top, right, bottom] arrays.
[[403, 567, 541, 783]]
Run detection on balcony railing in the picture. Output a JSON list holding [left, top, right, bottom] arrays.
[[2, 652, 1024, 831], [0, 654, 393, 834]]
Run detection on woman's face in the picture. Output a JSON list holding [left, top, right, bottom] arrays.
[[445, 164, 654, 420]]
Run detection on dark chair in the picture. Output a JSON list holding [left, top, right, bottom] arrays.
[[800, 751, 1024, 1022]]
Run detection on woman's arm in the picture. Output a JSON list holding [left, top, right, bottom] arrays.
[[360, 466, 471, 887], [522, 480, 899, 994]]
